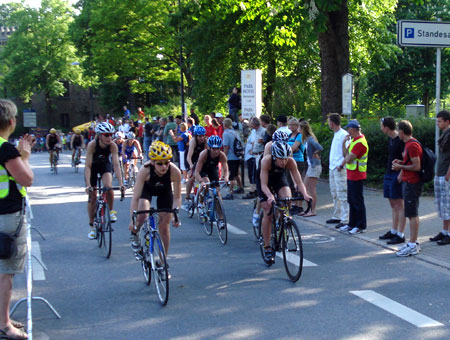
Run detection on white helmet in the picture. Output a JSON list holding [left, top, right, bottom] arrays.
[[272, 130, 290, 143], [115, 131, 124, 139], [271, 141, 292, 159], [95, 122, 115, 134], [127, 131, 135, 139]]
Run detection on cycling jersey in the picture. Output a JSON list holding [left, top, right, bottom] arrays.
[[123, 140, 138, 163], [199, 150, 219, 183], [256, 157, 289, 202], [141, 164, 173, 209], [192, 141, 206, 165], [72, 135, 83, 148], [89, 140, 112, 186], [48, 134, 59, 149]]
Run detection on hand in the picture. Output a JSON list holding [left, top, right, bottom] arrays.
[[304, 193, 313, 201], [85, 186, 92, 194], [267, 194, 275, 206], [392, 162, 402, 171], [337, 165, 344, 172], [18, 134, 34, 159]]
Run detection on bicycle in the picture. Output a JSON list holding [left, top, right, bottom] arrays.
[[126, 156, 142, 189], [252, 197, 263, 241], [132, 208, 179, 306], [73, 147, 82, 173], [90, 175, 124, 258], [198, 180, 228, 245], [187, 182, 202, 222], [258, 196, 311, 282], [50, 150, 59, 174]]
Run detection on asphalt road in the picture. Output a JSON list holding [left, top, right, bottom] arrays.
[[11, 151, 450, 340]]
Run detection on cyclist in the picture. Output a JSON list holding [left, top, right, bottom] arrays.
[[258, 141, 311, 264], [85, 122, 125, 239], [45, 128, 62, 171], [113, 131, 125, 155], [71, 128, 85, 166], [128, 141, 181, 267], [194, 135, 229, 211], [122, 132, 143, 186], [184, 126, 207, 207]]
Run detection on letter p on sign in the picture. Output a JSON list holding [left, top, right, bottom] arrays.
[[405, 28, 414, 38]]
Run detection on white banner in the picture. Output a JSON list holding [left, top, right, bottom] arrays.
[[241, 70, 262, 120]]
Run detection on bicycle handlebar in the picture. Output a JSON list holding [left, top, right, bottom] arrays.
[[88, 186, 125, 201], [270, 197, 313, 215], [133, 208, 179, 224]]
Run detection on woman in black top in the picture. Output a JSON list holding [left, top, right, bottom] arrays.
[[0, 99, 34, 339]]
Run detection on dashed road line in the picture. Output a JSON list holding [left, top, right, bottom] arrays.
[[350, 290, 443, 328], [276, 252, 318, 267]]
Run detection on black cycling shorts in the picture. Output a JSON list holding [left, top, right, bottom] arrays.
[[256, 166, 289, 202], [89, 162, 112, 187], [140, 182, 173, 209], [200, 167, 219, 185]]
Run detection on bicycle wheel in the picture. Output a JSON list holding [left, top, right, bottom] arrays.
[[214, 198, 227, 245], [95, 204, 103, 248], [74, 154, 79, 173], [203, 201, 213, 236], [152, 233, 169, 306], [187, 200, 195, 218], [139, 224, 151, 285], [102, 204, 112, 258], [282, 219, 303, 282]]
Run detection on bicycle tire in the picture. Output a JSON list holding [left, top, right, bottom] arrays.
[[95, 203, 103, 248], [215, 198, 227, 245], [102, 204, 112, 258], [253, 209, 263, 241], [282, 219, 303, 282], [140, 223, 151, 285], [74, 154, 79, 173], [152, 233, 169, 306], [187, 200, 195, 218], [203, 201, 213, 236]]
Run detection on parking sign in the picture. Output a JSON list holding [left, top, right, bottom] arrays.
[[398, 20, 450, 47]]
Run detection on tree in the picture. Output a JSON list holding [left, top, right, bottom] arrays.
[[0, 0, 86, 125]]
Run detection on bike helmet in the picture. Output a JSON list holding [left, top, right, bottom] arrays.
[[207, 135, 223, 148], [127, 131, 135, 139], [194, 125, 206, 136], [95, 122, 115, 134], [74, 128, 81, 134], [115, 131, 124, 139], [271, 141, 292, 159], [272, 130, 289, 143], [149, 141, 173, 160], [50, 128, 56, 134]]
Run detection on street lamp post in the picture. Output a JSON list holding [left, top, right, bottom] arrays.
[[178, 0, 186, 120]]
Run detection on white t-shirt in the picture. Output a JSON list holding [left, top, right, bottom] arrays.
[[276, 126, 291, 135], [245, 130, 256, 161], [329, 128, 349, 170]]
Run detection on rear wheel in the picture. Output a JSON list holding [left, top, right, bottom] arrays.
[[152, 234, 169, 306], [215, 198, 227, 245], [282, 220, 303, 282], [95, 203, 103, 248], [102, 205, 112, 258]]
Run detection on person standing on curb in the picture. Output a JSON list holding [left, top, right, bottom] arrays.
[[430, 110, 450, 246], [392, 120, 423, 256], [379, 117, 406, 245], [326, 113, 349, 229], [339, 119, 369, 235], [222, 118, 244, 200], [0, 99, 34, 340]]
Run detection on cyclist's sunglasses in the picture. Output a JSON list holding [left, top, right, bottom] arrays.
[[156, 161, 170, 166], [102, 133, 113, 137]]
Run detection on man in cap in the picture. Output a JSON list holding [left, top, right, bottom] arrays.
[[339, 119, 369, 234]]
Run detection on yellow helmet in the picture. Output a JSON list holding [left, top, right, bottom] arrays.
[[74, 128, 81, 134], [149, 141, 172, 161], [50, 128, 56, 134]]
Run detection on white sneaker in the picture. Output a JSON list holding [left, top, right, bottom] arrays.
[[252, 212, 260, 227], [396, 243, 420, 257], [88, 228, 96, 240], [349, 227, 364, 234], [339, 225, 351, 232], [110, 210, 117, 222], [129, 233, 140, 251]]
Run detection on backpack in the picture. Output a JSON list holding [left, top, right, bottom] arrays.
[[409, 140, 436, 183], [232, 131, 244, 159]]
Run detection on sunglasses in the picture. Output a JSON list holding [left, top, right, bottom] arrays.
[[156, 161, 170, 166], [102, 133, 113, 137]]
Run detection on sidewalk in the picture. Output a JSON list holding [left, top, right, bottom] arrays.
[[291, 180, 450, 270]]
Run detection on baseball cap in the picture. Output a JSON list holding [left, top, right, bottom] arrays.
[[345, 119, 360, 129], [215, 113, 223, 118], [152, 117, 157, 121]]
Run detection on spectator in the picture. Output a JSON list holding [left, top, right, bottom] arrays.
[[171, 122, 190, 183], [228, 87, 241, 122], [222, 118, 244, 199], [392, 120, 423, 256], [301, 121, 323, 217], [186, 117, 195, 135], [327, 113, 349, 228], [276, 115, 291, 134], [243, 117, 265, 199], [164, 116, 178, 163], [378, 117, 406, 245], [143, 117, 153, 161], [211, 118, 223, 138], [123, 105, 130, 120], [137, 107, 145, 121], [430, 110, 450, 245], [204, 115, 217, 137], [264, 124, 276, 143], [190, 108, 200, 125], [243, 125, 257, 199], [339, 119, 369, 235], [215, 113, 224, 137], [137, 120, 144, 146], [287, 118, 306, 215], [238, 114, 251, 140], [0, 99, 34, 340], [154, 117, 166, 142]]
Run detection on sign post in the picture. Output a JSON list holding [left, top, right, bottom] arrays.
[[241, 70, 262, 120], [342, 73, 353, 118]]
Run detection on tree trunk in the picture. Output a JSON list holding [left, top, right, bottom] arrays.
[[422, 88, 429, 115], [318, 0, 349, 122], [264, 57, 276, 117], [45, 92, 53, 127]]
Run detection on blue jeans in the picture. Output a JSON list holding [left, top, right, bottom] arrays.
[[143, 136, 152, 161]]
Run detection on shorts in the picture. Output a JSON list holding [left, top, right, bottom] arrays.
[[179, 151, 187, 171], [383, 173, 403, 199], [256, 167, 289, 202], [140, 182, 173, 209], [306, 164, 322, 179], [0, 211, 26, 274], [200, 167, 219, 184], [402, 182, 423, 218], [246, 158, 256, 185], [228, 160, 240, 180], [90, 162, 112, 187], [434, 176, 450, 220], [297, 161, 307, 179]]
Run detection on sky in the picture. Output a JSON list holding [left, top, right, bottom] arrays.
[[0, 0, 77, 9]]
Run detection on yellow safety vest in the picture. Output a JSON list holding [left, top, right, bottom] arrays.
[[346, 135, 369, 173], [0, 137, 27, 199]]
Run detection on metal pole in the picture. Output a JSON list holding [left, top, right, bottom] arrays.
[[178, 0, 186, 120], [435, 18, 442, 158]]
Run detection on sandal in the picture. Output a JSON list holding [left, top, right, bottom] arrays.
[[303, 212, 316, 217], [10, 320, 24, 329], [0, 326, 28, 339]]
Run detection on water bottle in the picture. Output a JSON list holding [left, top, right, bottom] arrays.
[[145, 233, 149, 247]]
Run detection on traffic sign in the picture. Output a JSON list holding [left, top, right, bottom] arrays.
[[23, 110, 37, 128], [398, 20, 450, 48]]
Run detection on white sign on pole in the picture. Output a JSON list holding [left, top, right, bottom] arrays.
[[241, 69, 262, 120], [23, 111, 37, 128], [342, 73, 353, 116], [398, 20, 450, 48]]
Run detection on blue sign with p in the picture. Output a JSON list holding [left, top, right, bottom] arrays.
[[405, 28, 414, 38]]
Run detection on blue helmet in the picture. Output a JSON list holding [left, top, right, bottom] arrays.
[[194, 126, 206, 136], [207, 135, 223, 148], [272, 130, 290, 143]]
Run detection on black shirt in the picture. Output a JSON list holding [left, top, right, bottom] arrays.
[[386, 136, 404, 175], [0, 142, 23, 214]]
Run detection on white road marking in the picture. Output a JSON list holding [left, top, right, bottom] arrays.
[[30, 241, 46, 281], [350, 290, 443, 328], [276, 252, 318, 267]]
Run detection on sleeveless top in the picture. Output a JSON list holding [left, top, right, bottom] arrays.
[[93, 140, 111, 164], [192, 140, 205, 164], [201, 150, 219, 174], [145, 163, 172, 194], [48, 134, 58, 148], [124, 140, 135, 155], [268, 157, 287, 182], [72, 135, 82, 147]]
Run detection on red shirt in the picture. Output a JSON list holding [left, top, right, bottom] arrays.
[[138, 124, 144, 138], [137, 110, 145, 121], [205, 125, 217, 137], [402, 138, 422, 184], [216, 125, 224, 138], [347, 135, 368, 181]]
